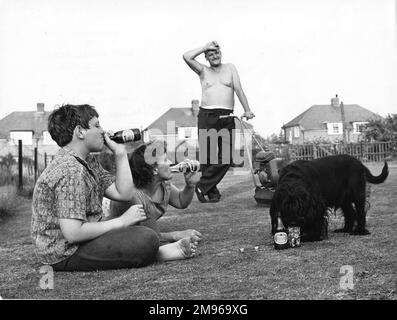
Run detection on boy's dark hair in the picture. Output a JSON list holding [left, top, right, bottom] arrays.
[[48, 104, 99, 147], [129, 143, 158, 189]]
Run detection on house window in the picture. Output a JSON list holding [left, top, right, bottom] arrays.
[[43, 131, 57, 145], [293, 126, 300, 138], [178, 127, 197, 139], [353, 122, 368, 134], [184, 127, 193, 139], [327, 123, 343, 135], [9, 131, 33, 145]]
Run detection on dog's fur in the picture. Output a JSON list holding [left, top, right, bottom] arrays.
[[270, 155, 389, 241]]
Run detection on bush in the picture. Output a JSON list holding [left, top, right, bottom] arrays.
[[0, 168, 15, 186], [17, 183, 35, 198], [0, 185, 18, 221], [0, 153, 16, 186], [0, 153, 39, 187]]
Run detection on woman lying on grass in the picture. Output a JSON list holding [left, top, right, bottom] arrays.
[[107, 143, 202, 261], [31, 104, 199, 272]]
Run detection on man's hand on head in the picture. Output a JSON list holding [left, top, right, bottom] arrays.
[[205, 41, 220, 51]]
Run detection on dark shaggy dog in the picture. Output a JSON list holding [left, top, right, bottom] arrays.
[[270, 155, 389, 241]]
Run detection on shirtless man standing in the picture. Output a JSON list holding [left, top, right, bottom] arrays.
[[183, 41, 255, 203]]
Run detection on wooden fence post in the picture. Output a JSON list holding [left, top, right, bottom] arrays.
[[18, 140, 23, 190], [360, 141, 363, 159], [34, 147, 38, 182]]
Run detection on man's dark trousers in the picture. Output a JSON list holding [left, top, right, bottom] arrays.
[[197, 108, 235, 195]]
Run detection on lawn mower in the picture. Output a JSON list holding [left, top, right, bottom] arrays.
[[237, 117, 287, 206]]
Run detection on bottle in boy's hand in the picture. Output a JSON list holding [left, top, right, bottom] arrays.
[[170, 160, 200, 173], [109, 129, 141, 143]]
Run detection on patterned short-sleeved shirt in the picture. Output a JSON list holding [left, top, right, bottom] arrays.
[[31, 148, 115, 265]]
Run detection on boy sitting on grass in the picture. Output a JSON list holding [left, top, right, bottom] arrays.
[[31, 104, 197, 272]]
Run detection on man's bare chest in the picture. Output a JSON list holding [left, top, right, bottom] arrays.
[[201, 67, 233, 89]]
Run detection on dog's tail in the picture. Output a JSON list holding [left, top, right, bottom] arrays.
[[364, 161, 389, 184]]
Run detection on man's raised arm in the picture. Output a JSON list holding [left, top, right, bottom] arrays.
[[183, 41, 219, 74]]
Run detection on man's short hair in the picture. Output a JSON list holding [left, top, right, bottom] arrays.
[[48, 104, 99, 147]]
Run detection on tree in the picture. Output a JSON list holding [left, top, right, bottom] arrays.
[[363, 114, 397, 142], [0, 153, 17, 186], [267, 131, 285, 145]]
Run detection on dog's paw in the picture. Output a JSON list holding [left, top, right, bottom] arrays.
[[350, 228, 371, 236]]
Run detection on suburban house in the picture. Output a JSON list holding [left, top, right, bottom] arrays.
[[0, 100, 255, 167], [144, 100, 254, 165], [0, 103, 59, 161], [282, 95, 383, 144]]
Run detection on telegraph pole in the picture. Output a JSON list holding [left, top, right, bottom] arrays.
[[340, 101, 348, 146]]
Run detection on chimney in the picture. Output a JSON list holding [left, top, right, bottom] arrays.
[[191, 99, 200, 117], [37, 102, 45, 113], [331, 94, 340, 107], [340, 101, 348, 145]]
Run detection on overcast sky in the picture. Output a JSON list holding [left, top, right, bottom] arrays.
[[0, 0, 396, 137]]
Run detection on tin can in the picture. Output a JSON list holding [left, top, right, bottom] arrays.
[[288, 226, 301, 248]]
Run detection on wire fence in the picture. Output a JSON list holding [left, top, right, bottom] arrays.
[[1, 140, 395, 190], [283, 141, 395, 162], [0, 140, 52, 189]]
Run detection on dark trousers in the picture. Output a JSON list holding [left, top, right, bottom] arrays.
[[52, 225, 160, 272], [197, 108, 235, 195]]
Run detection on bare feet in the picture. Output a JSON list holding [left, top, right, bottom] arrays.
[[157, 237, 198, 261], [177, 237, 198, 258], [170, 229, 202, 243]]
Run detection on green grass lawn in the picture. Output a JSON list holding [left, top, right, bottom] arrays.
[[0, 163, 396, 300]]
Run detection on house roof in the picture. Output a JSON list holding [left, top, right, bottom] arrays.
[[282, 104, 383, 130], [146, 108, 197, 131], [0, 111, 51, 139], [0, 106, 255, 140], [145, 107, 253, 132]]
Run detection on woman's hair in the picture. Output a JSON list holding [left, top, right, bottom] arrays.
[[129, 143, 156, 189], [48, 104, 98, 147]]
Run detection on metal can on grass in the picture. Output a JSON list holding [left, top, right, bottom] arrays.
[[288, 226, 301, 248]]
